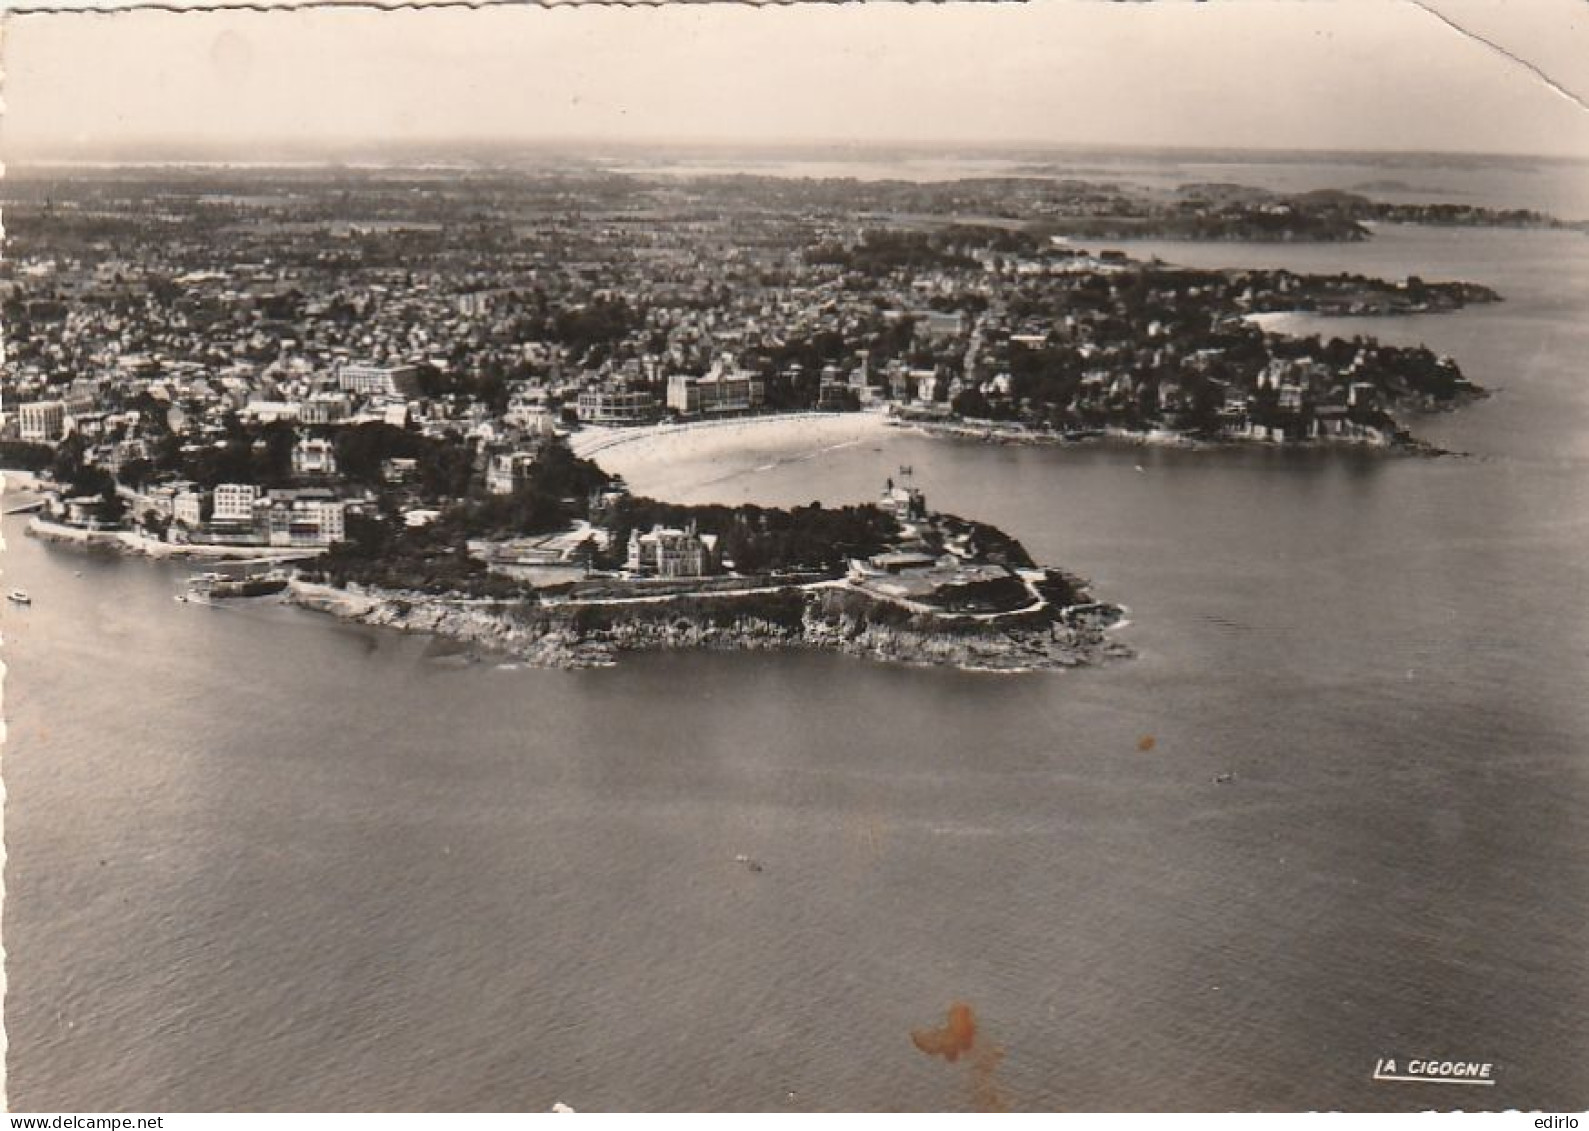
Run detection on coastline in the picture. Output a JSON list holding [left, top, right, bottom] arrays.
[[880, 416, 1452, 455], [26, 515, 328, 562], [285, 577, 1133, 674], [20, 397, 1454, 672], [564, 407, 1454, 476], [18, 422, 1132, 674]]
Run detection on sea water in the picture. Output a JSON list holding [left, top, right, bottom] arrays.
[[4, 163, 1586, 1112]]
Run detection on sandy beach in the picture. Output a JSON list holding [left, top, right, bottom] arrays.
[[1242, 310, 1311, 333], [570, 411, 894, 501], [2, 469, 46, 493]]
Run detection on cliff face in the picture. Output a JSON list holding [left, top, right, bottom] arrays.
[[290, 583, 618, 666], [288, 582, 1132, 673], [803, 613, 1131, 671]]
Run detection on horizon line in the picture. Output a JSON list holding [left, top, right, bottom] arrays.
[[8, 136, 1588, 168]]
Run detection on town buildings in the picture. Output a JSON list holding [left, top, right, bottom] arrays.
[[576, 385, 659, 426], [18, 400, 66, 442], [665, 359, 765, 416], [0, 166, 1480, 569], [337, 363, 421, 399], [214, 483, 261, 523], [265, 490, 346, 548]]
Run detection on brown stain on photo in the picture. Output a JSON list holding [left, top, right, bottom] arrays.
[[911, 1002, 1008, 1112], [911, 1002, 977, 1062], [1137, 734, 1156, 752]]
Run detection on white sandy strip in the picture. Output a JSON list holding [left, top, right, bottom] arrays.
[[1243, 311, 1310, 332], [573, 411, 893, 501], [2, 469, 45, 492]]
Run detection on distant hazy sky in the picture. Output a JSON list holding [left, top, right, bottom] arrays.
[[4, 0, 1589, 160]]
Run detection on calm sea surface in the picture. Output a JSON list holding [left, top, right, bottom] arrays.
[[4, 166, 1588, 1111]]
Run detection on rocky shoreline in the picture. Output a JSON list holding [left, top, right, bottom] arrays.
[[286, 580, 1133, 673], [887, 416, 1462, 456]]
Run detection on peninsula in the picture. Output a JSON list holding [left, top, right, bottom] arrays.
[[0, 163, 1521, 667], [288, 458, 1128, 672]]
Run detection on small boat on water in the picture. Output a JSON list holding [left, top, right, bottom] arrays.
[[7, 589, 32, 605]]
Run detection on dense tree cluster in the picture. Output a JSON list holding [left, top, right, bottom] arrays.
[[412, 361, 511, 416], [0, 441, 56, 472], [306, 514, 526, 597], [431, 443, 613, 541], [43, 433, 126, 522], [329, 422, 477, 499], [601, 496, 901, 574], [525, 296, 642, 362], [306, 442, 614, 593], [806, 230, 980, 275]]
